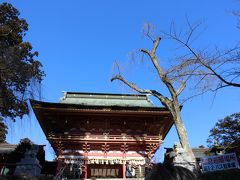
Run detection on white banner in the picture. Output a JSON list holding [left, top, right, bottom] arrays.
[[201, 153, 240, 173]]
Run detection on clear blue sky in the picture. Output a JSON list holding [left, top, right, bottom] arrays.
[[4, 0, 240, 161]]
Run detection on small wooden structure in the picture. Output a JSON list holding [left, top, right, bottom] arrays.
[[31, 92, 173, 179]]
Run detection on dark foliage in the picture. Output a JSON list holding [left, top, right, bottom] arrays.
[[0, 3, 44, 140], [0, 117, 7, 142], [5, 138, 32, 175], [207, 113, 240, 149]]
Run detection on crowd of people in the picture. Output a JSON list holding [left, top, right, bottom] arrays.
[[146, 163, 197, 180], [145, 163, 240, 180]]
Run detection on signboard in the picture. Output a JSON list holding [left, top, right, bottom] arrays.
[[88, 164, 122, 178], [201, 153, 240, 173], [90, 168, 119, 177]]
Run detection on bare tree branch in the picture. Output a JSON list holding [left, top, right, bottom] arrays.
[[176, 82, 186, 96], [143, 23, 155, 42], [111, 75, 171, 106], [203, 63, 240, 87], [140, 37, 181, 100]]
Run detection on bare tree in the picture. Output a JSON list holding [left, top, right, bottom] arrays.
[[111, 18, 239, 170], [111, 28, 197, 169]]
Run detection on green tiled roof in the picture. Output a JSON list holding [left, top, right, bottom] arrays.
[[59, 92, 154, 107]]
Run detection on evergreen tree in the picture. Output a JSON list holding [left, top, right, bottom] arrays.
[[207, 113, 240, 148], [0, 3, 44, 141]]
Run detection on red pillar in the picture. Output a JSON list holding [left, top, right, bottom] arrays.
[[83, 152, 88, 179], [122, 161, 126, 179], [84, 164, 88, 179]]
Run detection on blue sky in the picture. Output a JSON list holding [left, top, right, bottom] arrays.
[[4, 0, 240, 161]]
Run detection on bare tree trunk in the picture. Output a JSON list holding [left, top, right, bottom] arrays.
[[170, 105, 190, 151], [159, 94, 196, 164], [170, 103, 196, 161]]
